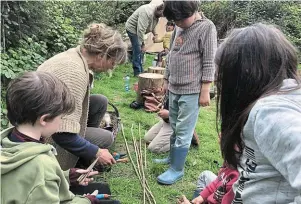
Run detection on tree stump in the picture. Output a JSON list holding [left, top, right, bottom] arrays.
[[136, 73, 164, 104], [148, 66, 165, 75]]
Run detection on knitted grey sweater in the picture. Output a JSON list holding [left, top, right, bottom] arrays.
[[164, 15, 217, 95]]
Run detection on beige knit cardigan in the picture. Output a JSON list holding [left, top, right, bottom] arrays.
[[37, 46, 91, 170]]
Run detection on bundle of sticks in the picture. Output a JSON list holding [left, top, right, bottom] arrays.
[[156, 93, 168, 110], [121, 123, 156, 204]]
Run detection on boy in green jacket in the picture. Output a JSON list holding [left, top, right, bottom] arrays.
[[1, 72, 102, 203]]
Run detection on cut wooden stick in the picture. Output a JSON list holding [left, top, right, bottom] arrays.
[[77, 157, 98, 183], [139, 124, 146, 204], [138, 124, 156, 204], [144, 131, 147, 170], [121, 124, 153, 203], [116, 158, 128, 163], [131, 125, 142, 179]]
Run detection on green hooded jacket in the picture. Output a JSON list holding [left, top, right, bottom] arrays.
[[1, 127, 90, 204]]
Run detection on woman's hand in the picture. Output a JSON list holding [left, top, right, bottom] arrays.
[[96, 148, 116, 166]]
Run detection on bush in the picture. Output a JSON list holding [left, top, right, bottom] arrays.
[[1, 38, 47, 129]]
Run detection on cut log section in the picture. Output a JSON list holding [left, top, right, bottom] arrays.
[[136, 73, 164, 104], [148, 67, 165, 75]]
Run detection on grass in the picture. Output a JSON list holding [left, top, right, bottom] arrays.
[[91, 55, 221, 204]]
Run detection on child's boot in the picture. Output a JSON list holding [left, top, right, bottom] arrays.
[[157, 146, 188, 185], [153, 137, 175, 164], [153, 147, 172, 164]]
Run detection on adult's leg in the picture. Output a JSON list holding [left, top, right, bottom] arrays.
[[193, 170, 217, 199], [144, 120, 164, 143], [88, 94, 108, 128], [85, 127, 114, 149], [148, 120, 173, 153], [126, 31, 142, 76]]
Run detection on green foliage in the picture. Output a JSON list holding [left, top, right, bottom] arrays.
[[1, 1, 48, 51], [1, 38, 47, 81], [1, 38, 47, 129], [201, 1, 301, 53], [42, 2, 79, 56]]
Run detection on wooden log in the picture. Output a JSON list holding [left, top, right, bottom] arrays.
[[148, 67, 165, 75], [136, 73, 164, 104]]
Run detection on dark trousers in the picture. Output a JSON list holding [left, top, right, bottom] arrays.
[[70, 183, 120, 204], [85, 95, 114, 148], [126, 30, 144, 76], [76, 95, 115, 171]]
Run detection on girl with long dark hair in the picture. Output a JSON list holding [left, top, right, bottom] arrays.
[[216, 23, 301, 203]]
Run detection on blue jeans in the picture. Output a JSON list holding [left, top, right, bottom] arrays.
[[169, 92, 200, 148], [126, 30, 144, 76]]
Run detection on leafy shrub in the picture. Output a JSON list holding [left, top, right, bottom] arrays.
[[1, 38, 47, 129]]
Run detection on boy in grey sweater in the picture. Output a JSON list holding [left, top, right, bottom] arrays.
[[155, 1, 217, 185]]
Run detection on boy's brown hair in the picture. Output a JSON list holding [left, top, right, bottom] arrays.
[[6, 71, 75, 126]]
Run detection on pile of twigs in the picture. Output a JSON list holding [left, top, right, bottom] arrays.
[[121, 123, 156, 204]]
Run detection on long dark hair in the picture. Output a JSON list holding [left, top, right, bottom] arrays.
[[215, 23, 300, 167]]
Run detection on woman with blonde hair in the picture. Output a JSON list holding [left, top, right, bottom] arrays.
[[37, 23, 127, 171]]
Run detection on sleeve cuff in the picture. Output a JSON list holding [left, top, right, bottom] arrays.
[[85, 143, 99, 160], [200, 188, 211, 200]]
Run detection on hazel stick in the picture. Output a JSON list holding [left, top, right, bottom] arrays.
[[139, 124, 146, 204], [131, 124, 142, 179], [122, 124, 152, 203], [144, 131, 147, 170]]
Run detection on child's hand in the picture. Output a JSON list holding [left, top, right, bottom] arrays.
[[153, 34, 158, 42], [177, 195, 191, 204], [141, 45, 146, 53], [84, 190, 100, 204], [163, 80, 168, 93], [158, 109, 169, 119], [199, 83, 211, 107], [199, 91, 210, 107], [76, 169, 99, 186], [191, 195, 204, 204]]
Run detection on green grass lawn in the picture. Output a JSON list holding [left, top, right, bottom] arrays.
[[92, 55, 221, 204]]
